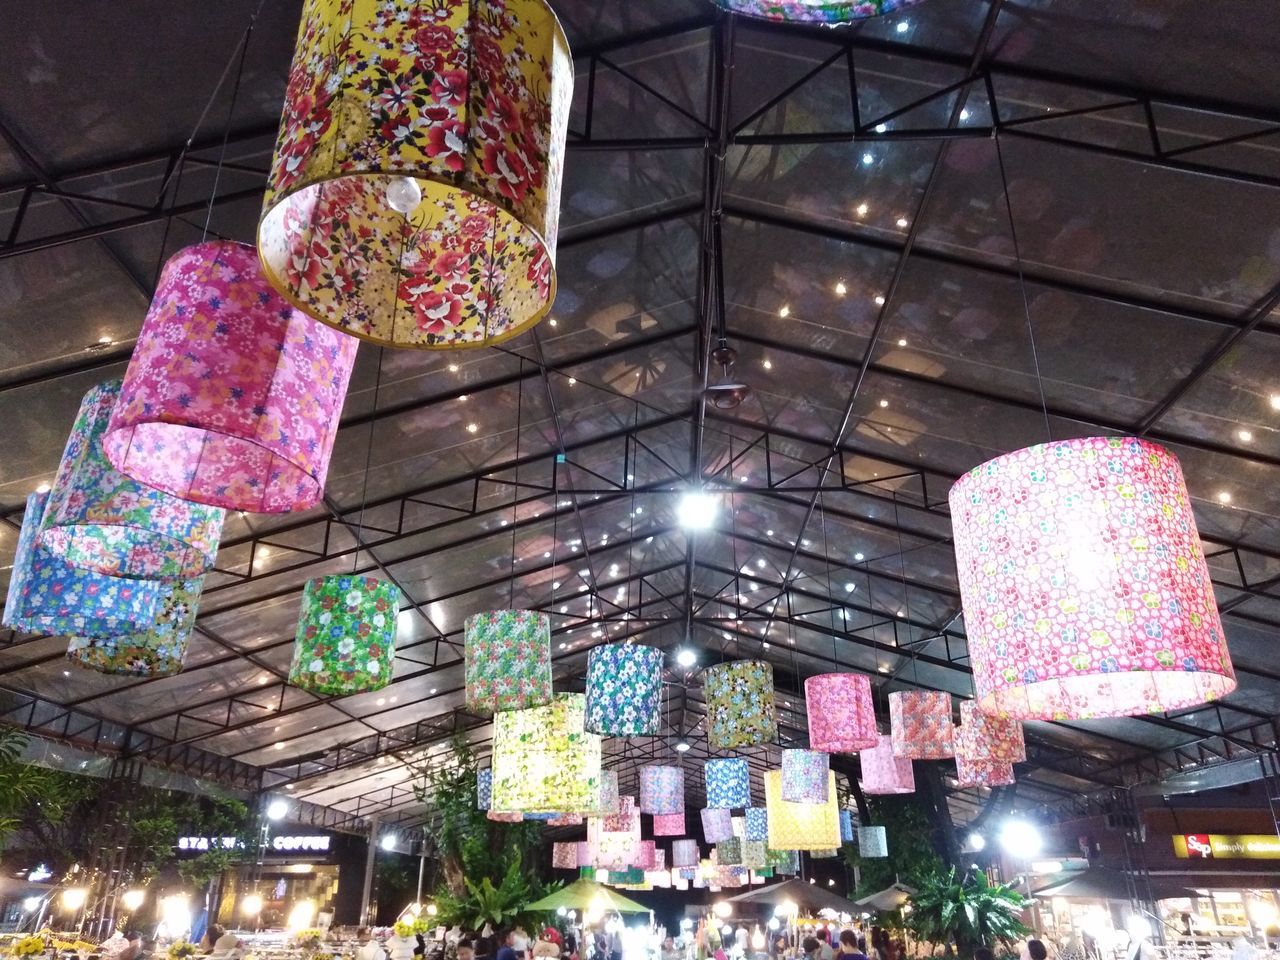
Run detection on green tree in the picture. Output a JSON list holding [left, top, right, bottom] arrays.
[[904, 867, 1029, 955], [844, 795, 946, 894]]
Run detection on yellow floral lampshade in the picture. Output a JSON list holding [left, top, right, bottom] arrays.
[[491, 693, 602, 813], [260, 0, 573, 349], [764, 769, 840, 851]]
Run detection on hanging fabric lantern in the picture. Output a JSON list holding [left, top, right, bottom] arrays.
[[704, 758, 751, 809], [860, 734, 915, 795], [552, 843, 578, 869], [717, 838, 743, 866], [259, 0, 573, 350], [477, 770, 493, 810], [603, 796, 638, 833], [839, 809, 856, 844], [288, 575, 400, 694], [701, 808, 735, 844], [811, 849, 840, 859], [632, 841, 657, 871], [705, 660, 777, 749], [584, 642, 663, 735], [889, 690, 954, 759], [547, 813, 584, 827], [653, 813, 686, 837], [5, 492, 163, 638], [492, 693, 601, 813], [713, 0, 927, 23], [672, 839, 699, 868], [102, 241, 357, 513], [956, 701, 1026, 764], [576, 841, 592, 867], [764, 769, 840, 851], [857, 826, 889, 858], [66, 577, 202, 677], [767, 848, 799, 874], [464, 609, 552, 715], [741, 840, 767, 870], [587, 810, 642, 871], [744, 807, 768, 842], [524, 812, 557, 821], [781, 749, 830, 803], [596, 770, 621, 816], [487, 810, 523, 823], [39, 381, 224, 580], [949, 437, 1236, 720], [955, 756, 1016, 788], [805, 673, 878, 753], [639, 766, 684, 815]]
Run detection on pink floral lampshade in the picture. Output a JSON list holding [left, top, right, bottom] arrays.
[[949, 437, 1236, 720], [259, 0, 573, 349], [955, 756, 1016, 788], [860, 734, 915, 795], [552, 842, 578, 869], [39, 381, 224, 581], [603, 796, 638, 834], [889, 690, 954, 759], [103, 241, 357, 514], [653, 813, 685, 837], [805, 673, 878, 753], [639, 766, 685, 815], [781, 749, 830, 803], [956, 701, 1026, 764]]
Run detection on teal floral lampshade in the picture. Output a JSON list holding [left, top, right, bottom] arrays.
[[705, 758, 751, 808], [781, 749, 830, 803], [705, 659, 777, 749], [5, 491, 163, 638], [39, 381, 225, 581], [288, 575, 401, 694], [464, 609, 553, 715], [491, 693, 602, 814], [66, 576, 202, 677], [584, 641, 663, 735]]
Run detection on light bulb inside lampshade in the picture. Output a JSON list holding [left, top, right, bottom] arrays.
[[998, 819, 1042, 857], [385, 176, 423, 215], [676, 490, 717, 530], [241, 894, 264, 916]]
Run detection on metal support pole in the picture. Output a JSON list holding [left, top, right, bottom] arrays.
[[361, 817, 380, 927], [415, 827, 426, 905]]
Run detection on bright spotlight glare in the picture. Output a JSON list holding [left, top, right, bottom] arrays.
[[965, 832, 986, 852], [713, 902, 732, 918], [677, 648, 697, 667], [61, 888, 88, 911], [1127, 915, 1152, 941], [121, 889, 146, 911], [266, 799, 289, 820], [22, 897, 41, 913], [999, 819, 1042, 856], [675, 741, 691, 753], [241, 894, 264, 916], [677, 491, 717, 531], [381, 834, 397, 851]]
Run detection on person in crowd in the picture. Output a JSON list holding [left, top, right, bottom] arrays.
[[837, 929, 867, 960], [456, 940, 475, 960], [358, 929, 387, 960], [973, 948, 994, 960], [802, 938, 823, 960], [496, 927, 531, 960], [1027, 941, 1048, 960], [661, 937, 682, 960]]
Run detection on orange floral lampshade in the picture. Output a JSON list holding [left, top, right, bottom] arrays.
[[889, 690, 954, 759], [956, 701, 1025, 764], [260, 0, 573, 349]]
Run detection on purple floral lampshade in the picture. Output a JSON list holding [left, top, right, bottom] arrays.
[[288, 575, 401, 694], [781, 749, 830, 803], [701, 807, 735, 843], [39, 381, 225, 581], [639, 766, 685, 815], [653, 813, 686, 837], [672, 839, 699, 868], [860, 733, 915, 795], [66, 576, 202, 677], [4, 492, 162, 638], [464, 609, 552, 715], [704, 758, 751, 808]]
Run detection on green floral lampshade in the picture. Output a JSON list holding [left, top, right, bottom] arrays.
[[288, 575, 401, 694], [705, 659, 777, 749], [491, 693, 602, 813], [66, 577, 203, 677], [464, 609, 553, 715]]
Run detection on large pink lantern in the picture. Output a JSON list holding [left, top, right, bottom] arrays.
[[653, 813, 685, 837], [949, 437, 1236, 720], [956, 701, 1025, 764], [955, 756, 1016, 788], [889, 690, 954, 759], [103, 241, 357, 513], [805, 674, 878, 753], [860, 734, 915, 795]]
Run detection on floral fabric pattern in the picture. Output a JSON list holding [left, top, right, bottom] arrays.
[[491, 693, 601, 814], [704, 758, 752, 809], [486, 810, 523, 823], [5, 492, 162, 638], [104, 241, 357, 514], [857, 826, 888, 858], [288, 575, 401, 694], [602, 795, 637, 833], [477, 768, 493, 810], [39, 381, 225, 581], [888, 690, 954, 759], [860, 734, 915, 795], [584, 642, 663, 735], [700, 807, 735, 844], [672, 839, 699, 868], [949, 437, 1235, 720], [714, 0, 928, 22], [586, 808, 642, 870], [66, 576, 202, 677], [781, 749, 830, 803], [744, 806, 768, 841], [716, 837, 743, 865], [955, 756, 1015, 788], [596, 769, 620, 816], [552, 842, 578, 869], [705, 660, 776, 749], [547, 813, 583, 827], [805, 673, 878, 753], [767, 848, 799, 874], [764, 769, 840, 851], [955, 701, 1026, 764], [653, 812, 685, 837], [639, 766, 684, 815], [740, 839, 767, 870], [464, 609, 552, 715], [839, 809, 856, 843], [260, 0, 573, 349]]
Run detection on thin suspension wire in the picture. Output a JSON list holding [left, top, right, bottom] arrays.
[[817, 491, 839, 668], [995, 133, 1053, 442], [892, 493, 920, 691], [352, 347, 385, 572], [509, 361, 524, 608]]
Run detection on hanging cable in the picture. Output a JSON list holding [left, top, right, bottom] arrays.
[[352, 348, 384, 572], [508, 361, 524, 609]]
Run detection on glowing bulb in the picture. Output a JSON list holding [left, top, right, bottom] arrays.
[[965, 832, 985, 852], [677, 649, 696, 667], [677, 490, 717, 531], [426, 903, 438, 916], [22, 897, 41, 913], [386, 176, 422, 215], [122, 889, 146, 911], [763, 359, 772, 370], [767, 919, 779, 931], [714, 902, 732, 919], [1271, 393, 1280, 411], [1238, 429, 1253, 442], [834, 281, 847, 296], [1217, 491, 1232, 504], [287, 899, 316, 933], [241, 894, 264, 916], [466, 422, 478, 433], [896, 217, 909, 228], [381, 834, 396, 851], [676, 741, 691, 753], [266, 799, 289, 820], [856, 203, 869, 217], [35, 482, 50, 494], [862, 153, 874, 166], [874, 295, 886, 306], [61, 888, 88, 911], [999, 819, 1042, 857], [779, 305, 791, 318]]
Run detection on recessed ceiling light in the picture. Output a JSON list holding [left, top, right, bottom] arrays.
[[879, 399, 889, 408], [677, 490, 717, 531], [549, 318, 557, 327], [861, 153, 874, 166], [855, 552, 865, 561], [756, 558, 766, 569], [779, 305, 791, 318], [675, 741, 691, 753], [448, 363, 459, 373], [1271, 393, 1280, 411], [766, 529, 774, 537], [897, 338, 908, 347], [845, 583, 856, 592], [677, 649, 697, 667], [896, 217, 909, 228], [1217, 491, 1232, 504], [834, 281, 847, 296], [896, 20, 909, 32], [568, 377, 576, 385], [874, 295, 886, 306], [896, 609, 905, 617], [466, 422, 478, 433], [762, 359, 772, 370], [1238, 429, 1253, 443], [960, 108, 971, 121], [874, 124, 887, 134], [856, 203, 869, 217], [35, 482, 50, 494]]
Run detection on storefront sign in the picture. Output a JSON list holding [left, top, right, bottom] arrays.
[[272, 835, 331, 852], [1173, 834, 1280, 859], [176, 834, 331, 853]]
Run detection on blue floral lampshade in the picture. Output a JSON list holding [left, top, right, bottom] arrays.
[[584, 642, 664, 736], [781, 748, 830, 803], [840, 809, 856, 843], [705, 758, 751, 808], [744, 806, 769, 842], [4, 491, 163, 638], [477, 769, 493, 810], [66, 576, 202, 677], [639, 765, 684, 815]]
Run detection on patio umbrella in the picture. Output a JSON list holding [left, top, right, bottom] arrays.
[[526, 879, 651, 914]]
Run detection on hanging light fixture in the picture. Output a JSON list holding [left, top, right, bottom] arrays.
[[701, 808, 735, 844], [888, 690, 955, 759], [744, 807, 768, 842], [740, 840, 767, 870], [5, 492, 162, 638], [653, 813, 686, 837], [103, 242, 357, 513], [491, 693, 601, 814], [66, 577, 202, 677], [704, 758, 752, 809], [288, 576, 400, 694], [955, 702, 1026, 765], [767, 848, 799, 874], [259, 0, 573, 349], [584, 642, 664, 735], [860, 734, 915, 795], [603, 796, 638, 834], [639, 766, 684, 815], [764, 769, 840, 851], [716, 837, 743, 866], [857, 826, 889, 858], [950, 436, 1236, 720], [705, 660, 777, 749], [477, 769, 493, 811], [552, 843, 578, 869], [804, 673, 878, 753], [781, 749, 830, 803], [39, 381, 224, 580], [586, 807, 642, 871], [672, 840, 699, 868], [596, 770, 621, 816], [712, 0, 928, 23], [955, 756, 1016, 788], [464, 609, 553, 715], [839, 809, 856, 844]]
